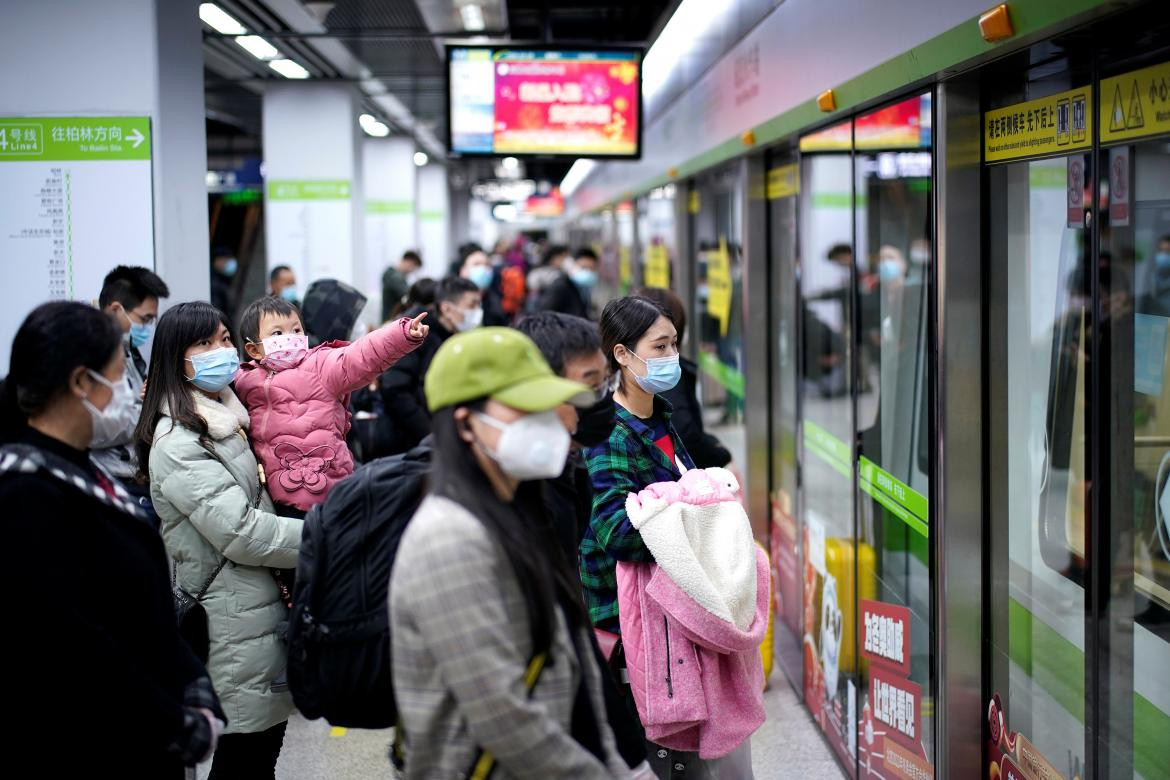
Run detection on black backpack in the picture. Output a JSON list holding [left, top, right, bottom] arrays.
[[287, 440, 430, 728]]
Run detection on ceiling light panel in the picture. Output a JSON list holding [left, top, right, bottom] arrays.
[[199, 3, 247, 35]]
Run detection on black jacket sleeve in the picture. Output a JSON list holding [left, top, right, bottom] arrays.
[[664, 363, 732, 469], [380, 348, 432, 447]]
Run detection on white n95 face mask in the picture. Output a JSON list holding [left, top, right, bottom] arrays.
[[474, 410, 570, 480], [83, 370, 134, 447]]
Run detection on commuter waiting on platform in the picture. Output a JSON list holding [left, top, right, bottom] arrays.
[[457, 243, 509, 325], [233, 295, 427, 517], [94, 264, 170, 493], [535, 246, 599, 320], [585, 295, 727, 776], [209, 246, 238, 317], [268, 265, 298, 306], [389, 326, 632, 779], [633, 286, 733, 470], [382, 249, 423, 322], [0, 302, 225, 775], [380, 276, 480, 453], [136, 302, 303, 779]]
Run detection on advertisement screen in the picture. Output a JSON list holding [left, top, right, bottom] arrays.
[[448, 47, 642, 158]]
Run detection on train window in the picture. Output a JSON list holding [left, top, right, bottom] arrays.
[[987, 150, 1090, 773], [853, 92, 935, 772], [1102, 129, 1170, 777]]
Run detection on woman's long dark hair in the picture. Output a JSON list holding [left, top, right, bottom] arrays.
[[599, 295, 672, 392], [430, 404, 589, 656], [0, 302, 122, 443], [135, 302, 231, 476]]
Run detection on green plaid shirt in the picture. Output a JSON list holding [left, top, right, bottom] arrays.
[[580, 398, 693, 632]]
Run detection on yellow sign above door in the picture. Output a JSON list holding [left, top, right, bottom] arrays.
[[1101, 60, 1170, 144], [767, 163, 799, 200], [984, 85, 1092, 163]]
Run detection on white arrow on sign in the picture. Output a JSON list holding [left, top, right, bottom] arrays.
[[127, 128, 145, 149]]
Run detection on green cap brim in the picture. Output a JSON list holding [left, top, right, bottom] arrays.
[[492, 375, 593, 413]]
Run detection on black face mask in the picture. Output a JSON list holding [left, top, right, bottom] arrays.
[[573, 392, 617, 449]]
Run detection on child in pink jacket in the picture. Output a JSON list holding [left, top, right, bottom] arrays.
[[234, 296, 427, 516]]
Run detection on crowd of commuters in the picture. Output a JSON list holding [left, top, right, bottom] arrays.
[[0, 240, 760, 777]]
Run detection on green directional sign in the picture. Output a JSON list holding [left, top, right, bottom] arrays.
[[0, 116, 150, 162], [267, 179, 352, 201]]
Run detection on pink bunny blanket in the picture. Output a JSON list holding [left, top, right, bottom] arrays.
[[625, 467, 758, 629]]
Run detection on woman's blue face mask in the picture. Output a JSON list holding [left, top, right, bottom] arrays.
[[186, 346, 239, 393], [626, 349, 681, 394]]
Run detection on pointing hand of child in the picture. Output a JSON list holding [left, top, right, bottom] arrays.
[[408, 311, 429, 340]]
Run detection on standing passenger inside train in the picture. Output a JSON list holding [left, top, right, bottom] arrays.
[[582, 296, 712, 776], [0, 302, 225, 775], [136, 302, 303, 779], [390, 327, 631, 779]]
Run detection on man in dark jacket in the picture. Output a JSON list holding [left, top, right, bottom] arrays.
[[634, 286, 732, 468], [209, 247, 237, 317], [381, 250, 422, 322], [513, 311, 648, 775], [380, 277, 480, 453], [536, 246, 597, 320]]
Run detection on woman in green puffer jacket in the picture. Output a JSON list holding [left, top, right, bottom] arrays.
[[135, 302, 302, 779]]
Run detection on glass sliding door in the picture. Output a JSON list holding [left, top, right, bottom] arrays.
[[798, 119, 859, 773], [853, 93, 935, 778], [767, 149, 803, 690]]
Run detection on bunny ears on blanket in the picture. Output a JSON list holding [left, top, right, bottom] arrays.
[[627, 467, 741, 525]]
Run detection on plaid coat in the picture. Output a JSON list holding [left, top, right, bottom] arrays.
[[390, 495, 630, 779], [581, 397, 695, 632]]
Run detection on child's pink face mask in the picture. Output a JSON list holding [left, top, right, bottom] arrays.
[[260, 333, 309, 371]]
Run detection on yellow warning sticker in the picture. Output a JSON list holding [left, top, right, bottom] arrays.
[[706, 237, 733, 337], [1101, 60, 1170, 144], [767, 164, 800, 200], [643, 243, 670, 288], [984, 86, 1092, 163]]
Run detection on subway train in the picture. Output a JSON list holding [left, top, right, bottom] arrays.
[[560, 1, 1170, 777]]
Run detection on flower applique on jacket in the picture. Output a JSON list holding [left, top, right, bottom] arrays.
[[272, 442, 336, 495]]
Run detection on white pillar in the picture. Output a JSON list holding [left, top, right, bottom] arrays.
[[416, 165, 450, 279], [363, 137, 416, 317], [0, 0, 208, 314], [262, 83, 364, 292]]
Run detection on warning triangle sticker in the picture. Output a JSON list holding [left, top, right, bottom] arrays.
[[1127, 80, 1145, 129], [1110, 83, 1126, 132]]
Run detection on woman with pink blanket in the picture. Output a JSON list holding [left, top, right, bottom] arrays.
[[617, 467, 770, 777]]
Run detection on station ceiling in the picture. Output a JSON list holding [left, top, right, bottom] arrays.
[[203, 0, 677, 185]]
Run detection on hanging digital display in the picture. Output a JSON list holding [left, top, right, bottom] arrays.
[[448, 47, 642, 158]]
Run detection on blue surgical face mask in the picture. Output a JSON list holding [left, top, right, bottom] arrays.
[[121, 309, 154, 349], [878, 259, 903, 282], [1156, 251, 1170, 270], [467, 265, 493, 290], [186, 347, 240, 393], [571, 268, 599, 289], [627, 349, 681, 394], [222, 258, 239, 277], [280, 285, 299, 303]]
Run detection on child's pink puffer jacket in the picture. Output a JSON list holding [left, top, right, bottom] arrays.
[[234, 317, 422, 511]]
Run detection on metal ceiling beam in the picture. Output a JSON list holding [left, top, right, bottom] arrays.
[[203, 28, 507, 39]]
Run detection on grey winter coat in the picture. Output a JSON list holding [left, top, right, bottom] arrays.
[[148, 387, 302, 734]]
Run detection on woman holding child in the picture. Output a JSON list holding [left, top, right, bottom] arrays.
[[136, 301, 304, 778]]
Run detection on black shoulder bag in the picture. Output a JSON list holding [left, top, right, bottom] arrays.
[[173, 558, 227, 665]]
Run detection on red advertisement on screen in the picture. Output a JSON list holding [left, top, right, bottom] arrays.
[[493, 57, 639, 155]]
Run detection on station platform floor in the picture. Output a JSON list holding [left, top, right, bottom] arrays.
[[196, 672, 843, 778]]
